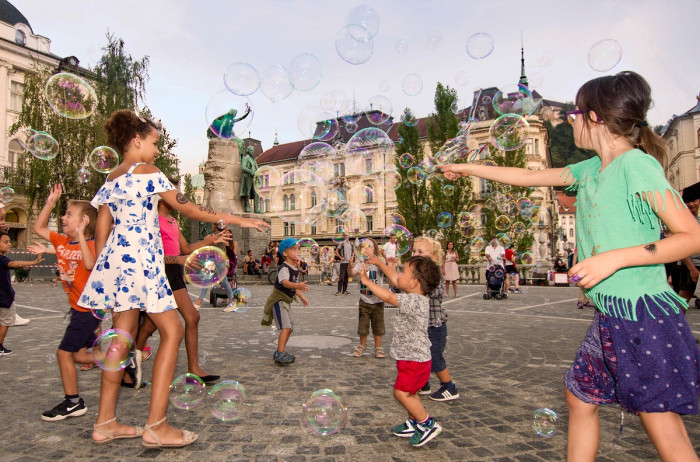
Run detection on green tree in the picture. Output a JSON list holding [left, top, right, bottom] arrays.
[[546, 102, 595, 169], [178, 173, 197, 242], [9, 34, 179, 220], [424, 83, 474, 259]]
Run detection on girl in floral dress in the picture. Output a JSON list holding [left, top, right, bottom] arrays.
[[79, 110, 268, 448]]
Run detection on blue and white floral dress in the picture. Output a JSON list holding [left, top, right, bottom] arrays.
[[78, 163, 177, 313]]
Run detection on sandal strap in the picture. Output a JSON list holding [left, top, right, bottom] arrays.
[[94, 417, 117, 429], [145, 416, 167, 430], [143, 417, 167, 446]]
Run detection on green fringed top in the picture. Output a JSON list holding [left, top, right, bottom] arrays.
[[561, 149, 687, 321]]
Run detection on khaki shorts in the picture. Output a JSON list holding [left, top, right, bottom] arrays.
[[358, 300, 385, 337], [0, 303, 17, 326]]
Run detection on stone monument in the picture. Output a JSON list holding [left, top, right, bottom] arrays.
[[202, 138, 270, 261]]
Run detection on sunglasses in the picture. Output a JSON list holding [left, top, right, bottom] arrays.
[[566, 110, 584, 125]]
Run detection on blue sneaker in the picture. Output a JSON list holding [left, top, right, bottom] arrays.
[[273, 351, 294, 365], [410, 418, 442, 447], [391, 419, 417, 437], [429, 385, 459, 401]]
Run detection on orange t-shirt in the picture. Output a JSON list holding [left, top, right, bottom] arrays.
[[50, 231, 95, 312]]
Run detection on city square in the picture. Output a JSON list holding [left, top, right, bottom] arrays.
[[1, 281, 699, 461]]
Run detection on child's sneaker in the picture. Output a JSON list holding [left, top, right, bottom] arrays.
[[223, 303, 236, 312], [391, 419, 417, 437], [429, 385, 459, 401], [273, 351, 294, 365], [0, 344, 12, 356], [41, 398, 87, 421], [418, 383, 431, 395], [123, 350, 142, 389], [409, 417, 442, 447]]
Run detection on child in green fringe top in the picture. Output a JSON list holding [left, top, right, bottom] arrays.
[[440, 71, 700, 461]]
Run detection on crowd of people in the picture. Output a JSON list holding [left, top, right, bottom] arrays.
[[0, 72, 699, 457]]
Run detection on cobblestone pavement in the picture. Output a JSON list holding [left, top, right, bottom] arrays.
[[1, 281, 699, 461]]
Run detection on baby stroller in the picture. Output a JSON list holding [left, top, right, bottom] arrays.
[[210, 249, 237, 307], [483, 265, 508, 300]]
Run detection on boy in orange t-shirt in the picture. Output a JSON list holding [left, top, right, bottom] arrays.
[[32, 184, 103, 421]]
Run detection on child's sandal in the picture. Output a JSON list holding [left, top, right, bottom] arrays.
[[375, 347, 385, 358], [353, 345, 365, 357]]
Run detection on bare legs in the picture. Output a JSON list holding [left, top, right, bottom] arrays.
[[394, 389, 428, 423], [445, 280, 457, 297]]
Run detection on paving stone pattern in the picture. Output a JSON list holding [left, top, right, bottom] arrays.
[[1, 282, 698, 461]]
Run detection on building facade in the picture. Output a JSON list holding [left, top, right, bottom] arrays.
[[663, 94, 700, 192]]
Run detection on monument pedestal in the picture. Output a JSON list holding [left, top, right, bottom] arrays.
[[202, 138, 270, 261]]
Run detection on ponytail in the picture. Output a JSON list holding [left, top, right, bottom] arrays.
[[634, 125, 668, 169]]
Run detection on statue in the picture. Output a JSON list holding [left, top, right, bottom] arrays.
[[207, 104, 252, 155], [240, 146, 261, 214]]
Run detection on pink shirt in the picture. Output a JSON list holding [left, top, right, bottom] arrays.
[[158, 215, 181, 257]]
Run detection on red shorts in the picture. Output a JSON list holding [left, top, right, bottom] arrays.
[[394, 360, 432, 394]]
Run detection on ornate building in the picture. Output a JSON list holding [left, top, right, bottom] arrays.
[[662, 94, 700, 191], [0, 0, 86, 246]]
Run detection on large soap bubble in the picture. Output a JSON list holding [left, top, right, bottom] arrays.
[[92, 328, 134, 372], [492, 84, 535, 116], [170, 373, 206, 410], [223, 62, 260, 96], [489, 114, 530, 151], [260, 65, 293, 103], [532, 408, 558, 437], [289, 53, 322, 92], [466, 32, 494, 59], [302, 389, 348, 436], [299, 141, 337, 162], [588, 39, 622, 72], [383, 224, 413, 256], [184, 246, 229, 288], [89, 146, 120, 173], [346, 4, 380, 41], [270, 169, 326, 225], [335, 25, 374, 65], [205, 90, 253, 139], [402, 74, 423, 96], [27, 132, 59, 160], [209, 380, 250, 422], [45, 72, 97, 119], [254, 165, 281, 201], [365, 95, 392, 125]]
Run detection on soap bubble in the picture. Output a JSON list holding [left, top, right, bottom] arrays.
[[28, 132, 59, 160], [209, 380, 250, 422], [384, 211, 406, 228], [92, 307, 111, 322], [407, 167, 426, 184], [231, 287, 252, 313], [184, 246, 229, 288], [299, 141, 336, 162], [357, 238, 375, 261], [469, 237, 486, 253], [254, 165, 282, 201], [223, 62, 260, 96], [532, 408, 558, 437], [170, 373, 206, 410], [45, 72, 97, 119], [77, 168, 91, 184], [335, 25, 373, 65], [402, 74, 423, 96], [490, 114, 530, 151], [466, 32, 495, 59], [298, 237, 319, 260], [537, 52, 553, 68], [92, 329, 134, 372], [365, 95, 392, 125], [588, 39, 622, 72], [383, 224, 413, 256], [270, 170, 326, 225], [205, 90, 253, 139], [492, 84, 535, 116], [346, 4, 380, 41], [378, 168, 402, 191], [346, 184, 374, 205], [260, 65, 293, 103], [495, 215, 512, 231], [398, 153, 414, 168], [442, 184, 455, 196], [437, 211, 453, 228], [297, 106, 336, 140], [0, 187, 15, 203], [424, 29, 443, 50], [88, 146, 119, 173], [338, 207, 367, 236], [302, 389, 348, 436], [496, 233, 512, 247], [402, 110, 417, 127], [289, 53, 322, 92], [519, 252, 534, 265]]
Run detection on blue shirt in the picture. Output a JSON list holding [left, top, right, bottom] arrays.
[[0, 255, 15, 308]]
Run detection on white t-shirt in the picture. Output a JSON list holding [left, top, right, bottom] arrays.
[[383, 241, 397, 259], [485, 244, 505, 267]]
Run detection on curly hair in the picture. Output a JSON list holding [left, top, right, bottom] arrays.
[[103, 110, 159, 155], [405, 255, 441, 295], [413, 235, 443, 265]]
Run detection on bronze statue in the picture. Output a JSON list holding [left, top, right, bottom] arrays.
[[206, 104, 251, 139], [240, 146, 261, 213]]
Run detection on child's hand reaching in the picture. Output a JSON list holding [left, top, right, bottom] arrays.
[[297, 280, 309, 292], [47, 184, 63, 205], [437, 164, 469, 181], [299, 293, 309, 306], [238, 216, 270, 232], [32, 254, 45, 265], [27, 241, 49, 255], [365, 252, 381, 266]]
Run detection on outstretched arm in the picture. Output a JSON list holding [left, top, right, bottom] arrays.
[[365, 252, 398, 287], [438, 163, 573, 188], [359, 264, 398, 306], [233, 103, 252, 123], [32, 184, 62, 241]]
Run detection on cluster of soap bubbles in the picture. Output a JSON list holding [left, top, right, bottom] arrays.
[[170, 374, 251, 422], [302, 389, 348, 436]]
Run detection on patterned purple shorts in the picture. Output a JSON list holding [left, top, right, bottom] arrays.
[[565, 306, 699, 415]]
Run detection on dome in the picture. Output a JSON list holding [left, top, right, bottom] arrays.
[[191, 173, 205, 189], [0, 0, 32, 32]]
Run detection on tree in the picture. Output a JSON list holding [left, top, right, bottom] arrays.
[[424, 83, 474, 258], [546, 102, 595, 169], [9, 34, 179, 220], [178, 173, 197, 242]]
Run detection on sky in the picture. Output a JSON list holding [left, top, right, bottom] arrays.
[[12, 0, 700, 176]]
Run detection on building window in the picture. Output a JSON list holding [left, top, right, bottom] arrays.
[[365, 158, 373, 174], [481, 212, 488, 226], [290, 194, 296, 210], [478, 143, 488, 159], [15, 29, 25, 46], [569, 228, 574, 238], [365, 187, 373, 203], [9, 82, 24, 112], [480, 179, 491, 198], [534, 138, 540, 156], [264, 198, 270, 212], [290, 223, 295, 235], [367, 214, 373, 232], [311, 225, 317, 234], [283, 194, 289, 211], [283, 222, 289, 236], [311, 191, 317, 207], [334, 162, 345, 177], [8, 140, 22, 167], [283, 172, 289, 185]]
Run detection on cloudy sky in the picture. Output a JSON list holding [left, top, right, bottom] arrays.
[[13, 0, 700, 176]]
